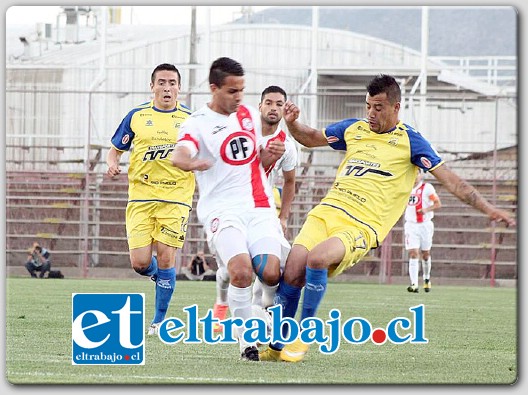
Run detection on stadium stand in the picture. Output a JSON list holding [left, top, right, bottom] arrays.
[[6, 150, 517, 284]]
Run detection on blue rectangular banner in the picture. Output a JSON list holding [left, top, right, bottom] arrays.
[[72, 293, 145, 365]]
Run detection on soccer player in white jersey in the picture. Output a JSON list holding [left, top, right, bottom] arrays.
[[212, 86, 298, 318], [260, 86, 298, 235], [171, 57, 286, 362], [254, 85, 298, 307], [405, 169, 442, 293]]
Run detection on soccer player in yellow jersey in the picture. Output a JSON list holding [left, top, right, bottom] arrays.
[[260, 74, 516, 362], [106, 63, 194, 334]]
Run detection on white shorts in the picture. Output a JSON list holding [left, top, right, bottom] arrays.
[[205, 208, 286, 267], [404, 221, 434, 251]]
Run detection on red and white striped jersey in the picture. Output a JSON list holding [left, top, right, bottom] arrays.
[[177, 104, 275, 223], [260, 128, 298, 187], [404, 182, 439, 223]]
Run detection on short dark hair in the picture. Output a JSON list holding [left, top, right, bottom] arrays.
[[260, 85, 287, 102], [151, 63, 181, 86], [35, 246, 42, 253], [209, 57, 244, 87], [367, 74, 401, 104]]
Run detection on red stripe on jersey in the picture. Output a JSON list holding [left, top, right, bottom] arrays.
[[264, 130, 287, 177], [236, 105, 270, 208], [415, 183, 426, 223], [251, 158, 270, 207], [178, 133, 199, 151]]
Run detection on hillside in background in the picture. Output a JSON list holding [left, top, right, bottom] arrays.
[[236, 6, 517, 56]]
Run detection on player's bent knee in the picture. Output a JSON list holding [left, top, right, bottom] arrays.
[[408, 251, 420, 259], [281, 251, 307, 286], [132, 264, 148, 274], [306, 252, 331, 270], [260, 269, 281, 286], [257, 256, 281, 284], [130, 257, 153, 274], [229, 267, 254, 287], [283, 265, 306, 287]]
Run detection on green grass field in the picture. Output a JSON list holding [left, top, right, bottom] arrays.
[[5, 277, 517, 385]]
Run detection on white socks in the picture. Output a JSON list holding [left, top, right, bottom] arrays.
[[422, 257, 432, 280], [228, 283, 254, 351], [215, 265, 230, 305], [255, 278, 278, 308], [409, 258, 420, 286]]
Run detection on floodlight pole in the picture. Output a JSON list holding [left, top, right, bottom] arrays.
[[82, 6, 107, 278], [188, 6, 197, 109]]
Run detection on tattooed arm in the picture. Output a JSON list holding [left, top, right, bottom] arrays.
[[430, 164, 516, 227]]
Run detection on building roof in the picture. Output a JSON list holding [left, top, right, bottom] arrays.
[[7, 22, 511, 98]]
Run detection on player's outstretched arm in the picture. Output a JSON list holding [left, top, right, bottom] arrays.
[[283, 101, 328, 148], [431, 164, 516, 227], [171, 146, 212, 172]]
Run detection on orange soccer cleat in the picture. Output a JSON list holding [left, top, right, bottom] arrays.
[[212, 303, 229, 333]]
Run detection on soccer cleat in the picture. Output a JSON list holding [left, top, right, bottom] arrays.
[[212, 303, 229, 333], [407, 284, 419, 293], [148, 323, 160, 335], [280, 339, 309, 362], [241, 346, 260, 361], [424, 279, 431, 293], [259, 346, 283, 362]]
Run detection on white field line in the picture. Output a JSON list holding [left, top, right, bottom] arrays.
[[7, 370, 305, 383]]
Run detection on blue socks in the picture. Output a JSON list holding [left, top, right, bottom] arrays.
[[135, 256, 175, 325], [270, 278, 302, 350], [152, 267, 176, 324], [269, 267, 328, 351], [301, 267, 328, 321]]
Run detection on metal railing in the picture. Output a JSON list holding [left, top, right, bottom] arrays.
[[6, 162, 517, 284]]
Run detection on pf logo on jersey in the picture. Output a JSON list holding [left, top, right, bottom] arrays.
[[408, 194, 421, 206], [220, 131, 257, 165]]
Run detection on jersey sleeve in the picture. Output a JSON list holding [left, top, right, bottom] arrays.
[[281, 139, 298, 172], [322, 118, 361, 151], [177, 118, 200, 158], [407, 128, 444, 172], [110, 110, 137, 152], [425, 183, 439, 201]]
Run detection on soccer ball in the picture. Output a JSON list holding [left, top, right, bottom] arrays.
[[232, 304, 272, 346]]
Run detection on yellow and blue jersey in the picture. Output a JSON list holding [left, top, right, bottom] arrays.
[[110, 100, 195, 206], [321, 118, 444, 248]]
